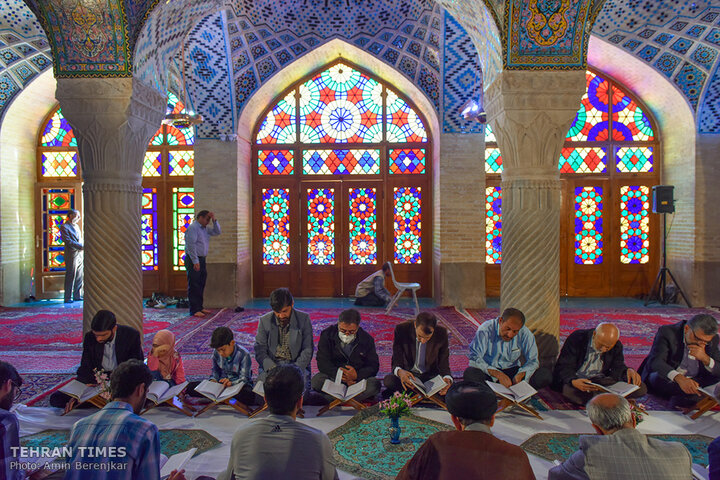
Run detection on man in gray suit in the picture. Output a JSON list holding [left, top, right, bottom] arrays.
[[217, 364, 338, 480], [59, 209, 83, 303], [549, 393, 692, 479], [254, 288, 314, 388]]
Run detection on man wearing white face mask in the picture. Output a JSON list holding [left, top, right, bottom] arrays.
[[311, 309, 381, 402]]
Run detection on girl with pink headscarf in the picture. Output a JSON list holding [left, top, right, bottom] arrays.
[[147, 329, 186, 385]]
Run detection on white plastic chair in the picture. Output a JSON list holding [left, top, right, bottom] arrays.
[[385, 263, 420, 316]]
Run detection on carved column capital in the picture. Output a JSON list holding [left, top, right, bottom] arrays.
[[484, 70, 586, 179]]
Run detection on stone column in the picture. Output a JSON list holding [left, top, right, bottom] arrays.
[[434, 132, 486, 309], [484, 70, 585, 365], [56, 78, 166, 333]]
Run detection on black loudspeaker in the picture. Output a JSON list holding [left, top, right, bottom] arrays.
[[652, 185, 675, 214]]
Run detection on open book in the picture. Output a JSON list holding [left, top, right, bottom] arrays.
[[147, 381, 188, 405], [410, 375, 447, 397], [486, 380, 537, 403], [160, 448, 196, 480], [322, 369, 367, 401], [699, 381, 720, 399], [195, 379, 244, 403], [59, 380, 104, 404], [587, 381, 640, 397], [253, 381, 264, 398]]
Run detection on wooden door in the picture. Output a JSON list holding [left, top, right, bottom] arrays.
[[35, 184, 81, 298]]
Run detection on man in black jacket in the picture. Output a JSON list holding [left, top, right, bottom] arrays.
[[552, 323, 646, 405], [640, 313, 720, 407], [311, 309, 381, 402], [49, 310, 144, 411]]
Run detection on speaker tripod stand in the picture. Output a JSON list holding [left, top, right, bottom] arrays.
[[645, 212, 692, 307]]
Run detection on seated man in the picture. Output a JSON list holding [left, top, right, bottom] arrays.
[[640, 313, 720, 408], [49, 310, 144, 412], [549, 393, 692, 479], [464, 308, 552, 390], [0, 361, 30, 480], [552, 323, 646, 405], [709, 435, 720, 480], [217, 365, 338, 480], [65, 360, 185, 480], [254, 288, 313, 388], [383, 312, 453, 396], [311, 309, 381, 402], [354, 262, 392, 306], [398, 381, 535, 479]]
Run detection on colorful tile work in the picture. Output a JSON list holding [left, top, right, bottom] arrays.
[[654, 53, 681, 77], [692, 45, 718, 70], [674, 62, 707, 110]]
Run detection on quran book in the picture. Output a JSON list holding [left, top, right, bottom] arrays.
[[160, 448, 197, 479], [322, 378, 367, 401], [252, 381, 264, 398], [587, 381, 640, 397], [698, 381, 720, 399], [59, 380, 103, 403], [195, 379, 244, 403], [486, 380, 537, 403], [146, 381, 188, 405], [410, 375, 446, 397]]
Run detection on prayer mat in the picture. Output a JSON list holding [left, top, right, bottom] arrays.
[[521, 432, 713, 466], [328, 406, 453, 480], [20, 428, 221, 457]]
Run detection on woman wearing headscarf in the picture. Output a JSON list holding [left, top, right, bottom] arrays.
[[147, 329, 186, 386]]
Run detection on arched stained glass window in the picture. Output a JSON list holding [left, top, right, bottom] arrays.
[[38, 93, 196, 297], [253, 59, 431, 297], [483, 69, 659, 297]]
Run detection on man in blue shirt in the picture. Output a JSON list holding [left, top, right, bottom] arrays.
[[184, 210, 221, 317], [463, 308, 552, 390], [65, 360, 186, 480]]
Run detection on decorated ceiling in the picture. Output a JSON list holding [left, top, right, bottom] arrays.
[[0, 0, 51, 119], [3, 0, 720, 135], [593, 0, 720, 133]]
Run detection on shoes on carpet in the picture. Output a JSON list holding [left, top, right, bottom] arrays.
[[235, 306, 245, 312]]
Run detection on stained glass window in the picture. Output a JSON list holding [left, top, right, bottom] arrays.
[[559, 147, 607, 173], [172, 187, 195, 271], [150, 131, 165, 146], [620, 186, 650, 264], [349, 188, 377, 265], [166, 125, 194, 146], [263, 188, 290, 265], [485, 124, 496, 143], [575, 187, 603, 264], [141, 188, 159, 271], [257, 92, 296, 144], [41, 108, 76, 147], [389, 149, 426, 174], [303, 149, 380, 175], [394, 187, 421, 264], [299, 63, 383, 144], [41, 152, 78, 177], [566, 71, 610, 142], [612, 87, 655, 141], [307, 188, 335, 265], [386, 89, 428, 143], [41, 187, 75, 272], [485, 148, 502, 173], [485, 187, 502, 264], [616, 147, 653, 173], [168, 150, 194, 176], [143, 152, 162, 177], [259, 150, 294, 175]]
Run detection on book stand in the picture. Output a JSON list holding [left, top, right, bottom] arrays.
[[316, 398, 366, 417]]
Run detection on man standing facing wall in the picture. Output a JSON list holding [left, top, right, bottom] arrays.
[[185, 210, 221, 317]]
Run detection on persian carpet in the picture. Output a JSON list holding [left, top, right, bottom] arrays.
[[328, 406, 453, 480], [521, 432, 713, 466], [20, 429, 222, 457]]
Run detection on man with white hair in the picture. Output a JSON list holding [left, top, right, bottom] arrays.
[[548, 393, 692, 479]]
